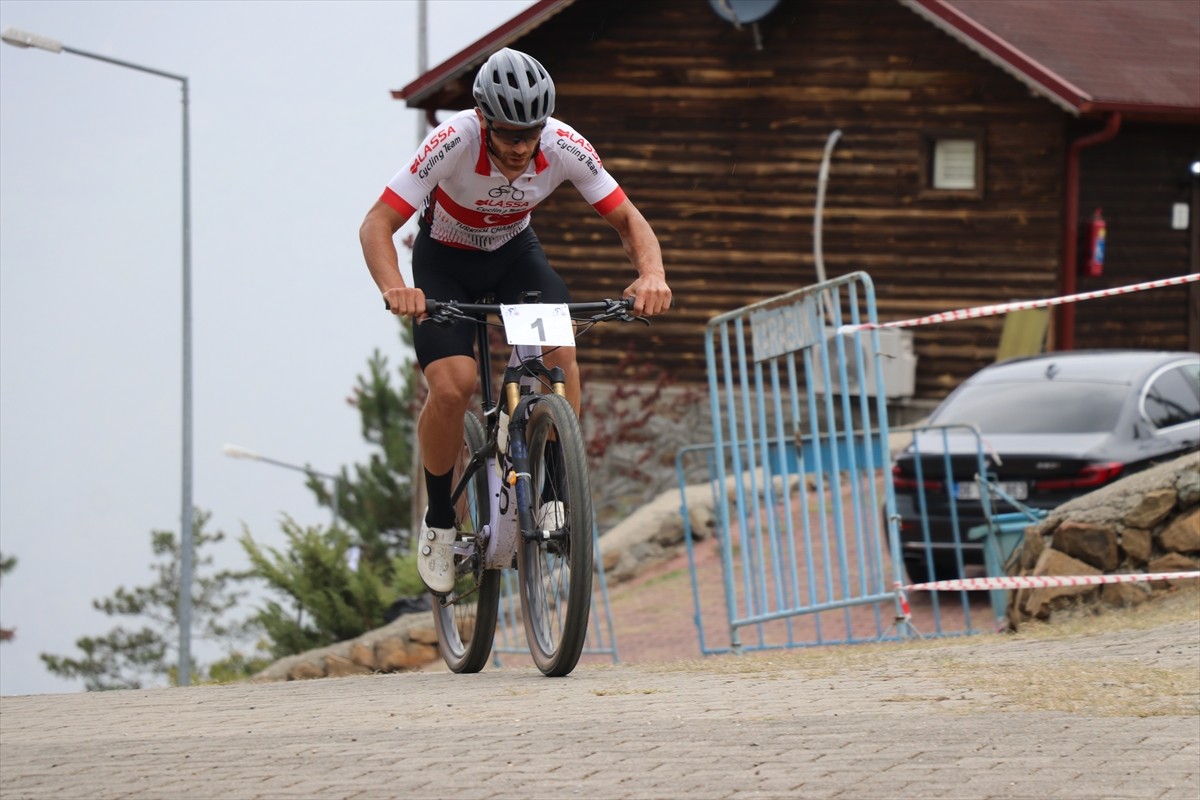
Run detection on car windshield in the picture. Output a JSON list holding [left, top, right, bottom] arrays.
[[932, 382, 1129, 434]]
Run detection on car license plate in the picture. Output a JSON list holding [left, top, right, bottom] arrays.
[[957, 480, 1028, 501]]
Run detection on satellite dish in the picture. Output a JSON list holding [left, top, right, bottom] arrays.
[[708, 0, 779, 49], [708, 0, 780, 25]]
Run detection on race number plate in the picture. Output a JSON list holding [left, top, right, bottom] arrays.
[[500, 303, 575, 347]]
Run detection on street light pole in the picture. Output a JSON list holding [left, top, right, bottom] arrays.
[[2, 27, 197, 686], [222, 444, 342, 526]]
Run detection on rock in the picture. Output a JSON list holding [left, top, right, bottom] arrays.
[[325, 654, 372, 678], [599, 484, 696, 583], [409, 624, 439, 646], [288, 661, 325, 681], [1158, 507, 1200, 553], [1006, 453, 1199, 629], [407, 641, 439, 664], [1100, 580, 1151, 608], [1147, 552, 1199, 574], [1176, 458, 1200, 505], [1051, 521, 1119, 571], [1019, 549, 1101, 620], [1123, 489, 1177, 529], [599, 471, 795, 584], [1017, 526, 1046, 571], [375, 639, 415, 671], [1119, 528, 1153, 564], [350, 642, 376, 670]]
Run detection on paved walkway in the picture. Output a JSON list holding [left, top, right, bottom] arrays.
[[2, 614, 1197, 800]]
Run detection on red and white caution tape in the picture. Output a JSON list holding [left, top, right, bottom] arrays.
[[893, 581, 913, 616], [907, 571, 1200, 593], [839, 273, 1199, 334]]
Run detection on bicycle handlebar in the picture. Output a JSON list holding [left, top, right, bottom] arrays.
[[385, 296, 649, 326]]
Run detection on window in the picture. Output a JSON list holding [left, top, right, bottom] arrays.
[[933, 140, 977, 189], [920, 130, 984, 199], [1142, 363, 1200, 430], [933, 382, 1127, 434]]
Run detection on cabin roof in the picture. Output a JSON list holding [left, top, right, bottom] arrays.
[[395, 0, 1200, 118]]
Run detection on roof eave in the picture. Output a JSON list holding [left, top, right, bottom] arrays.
[[392, 0, 576, 108], [1079, 101, 1200, 123], [899, 0, 1089, 115]]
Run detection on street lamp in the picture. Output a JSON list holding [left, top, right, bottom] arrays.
[[2, 26, 197, 686], [222, 444, 343, 525]]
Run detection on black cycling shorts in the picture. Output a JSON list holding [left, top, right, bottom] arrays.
[[411, 223, 570, 369]]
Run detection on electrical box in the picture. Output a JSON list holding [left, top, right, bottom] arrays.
[[810, 327, 917, 401]]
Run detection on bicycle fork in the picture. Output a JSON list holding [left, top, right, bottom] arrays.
[[503, 356, 568, 547]]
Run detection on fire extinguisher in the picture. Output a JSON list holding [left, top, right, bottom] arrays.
[[1084, 208, 1106, 277]]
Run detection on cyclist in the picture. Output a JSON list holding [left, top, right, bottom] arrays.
[[360, 48, 671, 595]]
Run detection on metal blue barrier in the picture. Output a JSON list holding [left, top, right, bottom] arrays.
[[894, 423, 1002, 635], [680, 273, 1017, 655], [684, 272, 910, 654]]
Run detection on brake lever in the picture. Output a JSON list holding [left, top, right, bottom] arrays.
[[601, 298, 649, 325]]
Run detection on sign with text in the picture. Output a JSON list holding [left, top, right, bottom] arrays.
[[749, 295, 821, 362]]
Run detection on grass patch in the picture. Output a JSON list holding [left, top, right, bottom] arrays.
[[620, 587, 1199, 717], [933, 658, 1198, 717]]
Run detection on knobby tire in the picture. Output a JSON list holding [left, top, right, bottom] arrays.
[[518, 393, 594, 677]]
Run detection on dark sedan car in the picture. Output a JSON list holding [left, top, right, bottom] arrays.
[[891, 350, 1200, 584]]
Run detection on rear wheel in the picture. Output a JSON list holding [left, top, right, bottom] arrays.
[[432, 412, 500, 673], [518, 394, 593, 677]]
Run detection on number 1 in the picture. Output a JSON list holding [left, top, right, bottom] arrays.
[[530, 317, 546, 342]]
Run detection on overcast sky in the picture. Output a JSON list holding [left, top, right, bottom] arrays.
[[0, 0, 535, 696]]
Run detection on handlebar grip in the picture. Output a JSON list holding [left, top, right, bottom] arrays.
[[383, 297, 444, 315]]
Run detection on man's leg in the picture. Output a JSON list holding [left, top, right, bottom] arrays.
[[419, 354, 478, 526], [414, 354, 477, 594]]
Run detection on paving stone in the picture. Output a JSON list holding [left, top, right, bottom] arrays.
[[2, 618, 1197, 800]]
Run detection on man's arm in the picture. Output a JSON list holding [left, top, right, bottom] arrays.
[[359, 200, 425, 317], [602, 199, 672, 317]]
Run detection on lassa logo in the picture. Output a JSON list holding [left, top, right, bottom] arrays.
[[409, 125, 458, 174], [556, 129, 600, 161]]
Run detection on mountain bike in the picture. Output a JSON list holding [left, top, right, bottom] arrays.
[[416, 293, 646, 677]]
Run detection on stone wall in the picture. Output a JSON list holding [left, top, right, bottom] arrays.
[[1006, 452, 1200, 628], [250, 610, 441, 682]]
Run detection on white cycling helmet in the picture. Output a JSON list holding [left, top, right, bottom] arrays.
[[472, 48, 556, 127]]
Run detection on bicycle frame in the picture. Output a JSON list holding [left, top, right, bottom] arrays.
[[443, 298, 620, 575], [455, 327, 554, 572]]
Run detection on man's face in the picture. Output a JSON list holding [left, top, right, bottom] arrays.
[[477, 109, 543, 172]]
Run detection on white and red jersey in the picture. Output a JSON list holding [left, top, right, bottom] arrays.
[[380, 109, 627, 252]]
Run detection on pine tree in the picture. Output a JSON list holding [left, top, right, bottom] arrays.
[[40, 510, 267, 690], [313, 347, 420, 560], [242, 326, 425, 658]]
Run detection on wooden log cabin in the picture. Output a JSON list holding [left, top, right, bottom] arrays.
[[391, 0, 1200, 402]]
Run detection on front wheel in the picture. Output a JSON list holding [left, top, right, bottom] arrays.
[[518, 393, 594, 677], [432, 411, 500, 673]]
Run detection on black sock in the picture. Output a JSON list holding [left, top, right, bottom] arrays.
[[540, 443, 563, 503], [424, 468, 455, 529]]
